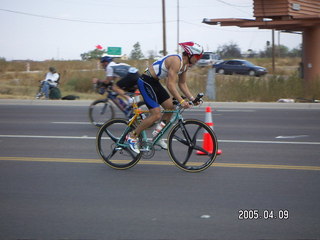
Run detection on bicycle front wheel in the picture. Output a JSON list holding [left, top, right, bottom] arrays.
[[89, 99, 115, 127], [96, 118, 142, 170], [167, 119, 218, 172]]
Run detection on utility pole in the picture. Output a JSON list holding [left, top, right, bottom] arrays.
[[272, 29, 275, 73], [177, 0, 180, 53], [162, 0, 167, 56]]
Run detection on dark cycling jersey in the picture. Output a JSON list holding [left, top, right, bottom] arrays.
[[117, 72, 140, 92]]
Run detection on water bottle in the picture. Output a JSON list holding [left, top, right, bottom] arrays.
[[152, 121, 166, 138]]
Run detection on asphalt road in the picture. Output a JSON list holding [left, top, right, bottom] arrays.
[[0, 100, 320, 239]]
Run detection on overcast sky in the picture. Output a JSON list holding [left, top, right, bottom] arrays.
[[0, 0, 302, 61]]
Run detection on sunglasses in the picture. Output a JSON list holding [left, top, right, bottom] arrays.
[[193, 54, 203, 61]]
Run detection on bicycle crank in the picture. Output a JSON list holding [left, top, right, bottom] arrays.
[[140, 142, 155, 159]]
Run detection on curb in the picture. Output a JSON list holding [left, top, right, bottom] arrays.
[[0, 99, 320, 109]]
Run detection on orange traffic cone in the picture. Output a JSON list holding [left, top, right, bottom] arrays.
[[197, 106, 222, 155]]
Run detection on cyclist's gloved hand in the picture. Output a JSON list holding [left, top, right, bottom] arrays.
[[181, 100, 191, 109], [192, 99, 203, 106], [191, 93, 204, 106], [98, 87, 106, 95]]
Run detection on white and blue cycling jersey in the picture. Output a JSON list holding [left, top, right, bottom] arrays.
[[106, 62, 138, 78], [150, 54, 186, 80]]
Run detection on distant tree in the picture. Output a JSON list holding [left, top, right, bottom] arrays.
[[147, 50, 156, 59], [158, 50, 165, 56], [80, 49, 106, 60], [216, 42, 242, 59], [259, 44, 290, 58], [288, 44, 302, 57], [130, 42, 144, 60]]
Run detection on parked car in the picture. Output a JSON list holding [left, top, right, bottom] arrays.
[[196, 52, 220, 67], [213, 59, 267, 76]]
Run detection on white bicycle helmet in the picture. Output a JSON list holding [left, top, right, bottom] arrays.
[[179, 41, 204, 58]]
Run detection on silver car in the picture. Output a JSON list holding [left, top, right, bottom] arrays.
[[197, 52, 220, 67]]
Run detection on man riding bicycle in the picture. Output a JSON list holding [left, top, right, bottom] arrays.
[[126, 41, 204, 153], [93, 56, 140, 105]]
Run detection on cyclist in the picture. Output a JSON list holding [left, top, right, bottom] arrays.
[[126, 41, 204, 153], [93, 56, 140, 105]]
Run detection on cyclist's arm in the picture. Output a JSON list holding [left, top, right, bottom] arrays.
[[112, 84, 131, 101], [178, 71, 195, 101], [165, 57, 186, 105], [103, 64, 115, 85], [103, 76, 114, 85]]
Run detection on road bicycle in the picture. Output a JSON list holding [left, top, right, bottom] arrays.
[[89, 84, 147, 127], [96, 93, 218, 172]]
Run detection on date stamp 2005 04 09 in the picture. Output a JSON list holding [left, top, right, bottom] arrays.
[[238, 209, 289, 220]]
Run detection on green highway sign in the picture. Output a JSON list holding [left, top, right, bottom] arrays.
[[107, 47, 122, 56]]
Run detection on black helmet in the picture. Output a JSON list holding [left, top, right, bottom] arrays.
[[100, 56, 113, 63]]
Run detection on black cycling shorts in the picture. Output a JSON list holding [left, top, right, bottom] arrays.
[[138, 74, 170, 109], [116, 72, 140, 92]]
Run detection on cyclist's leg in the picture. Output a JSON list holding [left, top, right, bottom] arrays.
[[160, 98, 174, 122], [134, 107, 161, 136], [126, 77, 161, 153], [134, 78, 162, 136]]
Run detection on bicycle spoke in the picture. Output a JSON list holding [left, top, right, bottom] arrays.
[[106, 147, 118, 159], [191, 125, 202, 143], [182, 146, 194, 165], [172, 135, 189, 145], [193, 145, 210, 155], [103, 128, 117, 142], [100, 104, 107, 115], [181, 124, 202, 165]]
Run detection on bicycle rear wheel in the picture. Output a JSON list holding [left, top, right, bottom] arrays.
[[89, 99, 115, 127], [96, 118, 142, 170], [167, 119, 218, 172]]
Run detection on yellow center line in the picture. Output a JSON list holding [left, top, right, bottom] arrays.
[[0, 156, 320, 171]]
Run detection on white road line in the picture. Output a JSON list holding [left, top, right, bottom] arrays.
[[216, 110, 256, 112], [219, 140, 320, 145], [276, 135, 309, 139], [0, 135, 95, 139], [52, 122, 91, 124], [1, 134, 320, 145]]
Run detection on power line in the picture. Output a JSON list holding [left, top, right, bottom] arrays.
[[214, 0, 251, 15], [0, 8, 172, 25], [215, 0, 251, 8]]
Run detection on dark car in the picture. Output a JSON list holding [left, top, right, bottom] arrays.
[[213, 59, 267, 76]]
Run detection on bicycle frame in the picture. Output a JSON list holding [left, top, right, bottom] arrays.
[[105, 89, 131, 115], [121, 100, 184, 149]]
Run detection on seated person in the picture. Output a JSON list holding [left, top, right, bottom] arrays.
[[36, 67, 60, 99]]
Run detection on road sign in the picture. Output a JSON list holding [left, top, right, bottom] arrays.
[[107, 47, 122, 56]]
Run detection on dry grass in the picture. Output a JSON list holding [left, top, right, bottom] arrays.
[[0, 58, 318, 101]]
